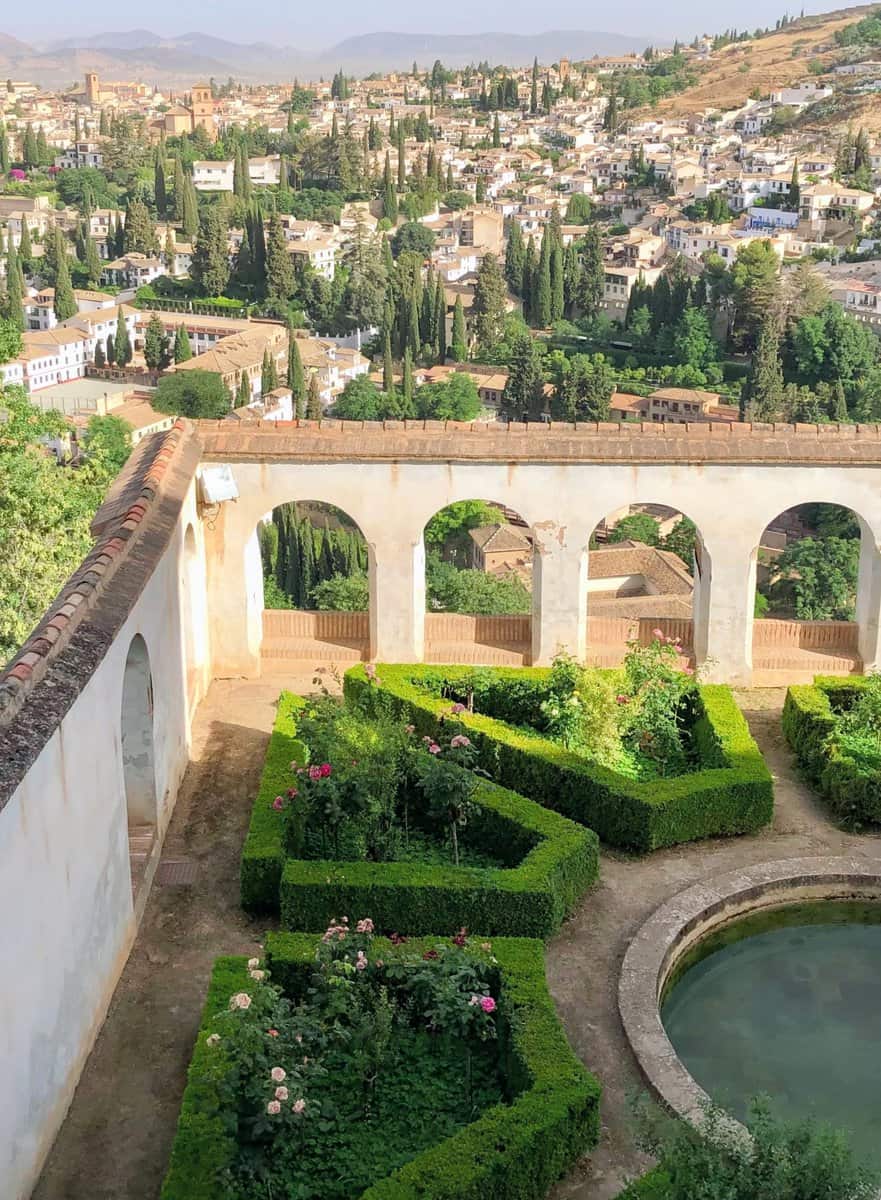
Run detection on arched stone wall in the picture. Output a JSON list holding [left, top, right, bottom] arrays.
[[202, 458, 881, 685], [121, 634, 157, 828]]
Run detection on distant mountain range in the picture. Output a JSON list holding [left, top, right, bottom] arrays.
[[0, 28, 652, 87]]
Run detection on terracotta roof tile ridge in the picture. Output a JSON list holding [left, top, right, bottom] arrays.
[[0, 419, 191, 725]]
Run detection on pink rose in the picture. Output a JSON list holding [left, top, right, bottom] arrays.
[[292, 1098, 306, 1114], [267, 1029, 279, 1038], [267, 1100, 281, 1115], [308, 765, 322, 781], [275, 1085, 289, 1101], [272, 796, 284, 811], [271, 1067, 286, 1083], [319, 763, 332, 778], [356, 918, 374, 933], [652, 628, 663, 638], [450, 703, 466, 714], [480, 996, 496, 1014], [428, 743, 441, 755], [355, 951, 367, 971], [287, 787, 298, 799], [616, 694, 629, 705], [229, 992, 252, 1010], [450, 735, 471, 748]]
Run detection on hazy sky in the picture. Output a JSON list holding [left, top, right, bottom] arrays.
[[7, 0, 836, 47]]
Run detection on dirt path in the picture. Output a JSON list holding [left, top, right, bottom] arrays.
[[31, 683, 881, 1200]]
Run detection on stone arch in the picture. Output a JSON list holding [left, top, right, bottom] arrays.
[[256, 500, 372, 671], [748, 501, 873, 680], [420, 497, 535, 665], [585, 501, 709, 669], [121, 634, 157, 828], [182, 523, 205, 701]]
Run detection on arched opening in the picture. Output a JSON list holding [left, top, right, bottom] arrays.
[[750, 503, 863, 679], [422, 499, 533, 664], [121, 634, 157, 894], [587, 503, 705, 668], [258, 501, 371, 671]]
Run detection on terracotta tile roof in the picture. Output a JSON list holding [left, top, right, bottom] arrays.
[[470, 523, 533, 553], [0, 421, 199, 807]]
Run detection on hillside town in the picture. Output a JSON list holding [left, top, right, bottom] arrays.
[[1, 8, 881, 441], [10, 8, 881, 1200]]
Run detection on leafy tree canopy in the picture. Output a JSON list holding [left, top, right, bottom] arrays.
[[153, 370, 231, 418]]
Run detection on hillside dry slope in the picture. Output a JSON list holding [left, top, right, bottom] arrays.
[[652, 4, 877, 118]]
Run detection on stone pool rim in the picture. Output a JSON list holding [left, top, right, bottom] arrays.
[[618, 856, 881, 1128]]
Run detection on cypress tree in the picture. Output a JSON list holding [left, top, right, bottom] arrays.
[[278, 154, 289, 197], [261, 346, 278, 396], [174, 324, 192, 363], [99, 109, 109, 137], [741, 314, 783, 421], [505, 219, 526, 295], [143, 312, 165, 369], [306, 372, 322, 419], [173, 156, 186, 221], [83, 233, 101, 285], [0, 120, 9, 173], [94, 339, 106, 367], [382, 330, 395, 395], [123, 199, 157, 255], [446, 163, 454, 191], [451, 295, 467, 361], [401, 347, 415, 418], [551, 242, 565, 323], [265, 212, 294, 304], [530, 57, 539, 114], [164, 227, 177, 272], [18, 218, 31, 267], [287, 331, 306, 417], [191, 207, 230, 296], [577, 225, 604, 318], [237, 372, 251, 406], [5, 245, 24, 331], [53, 249, 77, 321], [535, 233, 552, 328], [181, 176, 199, 240], [492, 113, 501, 148], [154, 152, 167, 217], [114, 311, 132, 367], [382, 151, 397, 221], [397, 125, 406, 190], [435, 274, 447, 362]]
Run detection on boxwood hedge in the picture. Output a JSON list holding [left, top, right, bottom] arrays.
[[783, 675, 881, 826], [241, 693, 599, 936], [240, 691, 306, 912], [280, 775, 599, 937], [161, 934, 602, 1200], [345, 665, 773, 854]]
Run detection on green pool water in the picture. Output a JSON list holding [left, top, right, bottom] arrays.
[[660, 901, 881, 1161]]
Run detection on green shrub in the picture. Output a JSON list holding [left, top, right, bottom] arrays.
[[240, 691, 306, 911], [280, 775, 599, 937], [783, 676, 881, 826], [243, 691, 599, 934], [162, 935, 602, 1200], [345, 666, 773, 853], [616, 1169, 673, 1199]]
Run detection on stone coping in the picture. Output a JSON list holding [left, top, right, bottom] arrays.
[[196, 419, 881, 466], [618, 856, 881, 1128]]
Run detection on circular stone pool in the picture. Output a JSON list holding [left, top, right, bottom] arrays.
[[660, 901, 881, 1160], [619, 858, 881, 1160]]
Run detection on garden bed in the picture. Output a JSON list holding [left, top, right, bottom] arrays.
[[344, 663, 773, 853], [783, 675, 881, 826], [241, 692, 599, 937], [161, 930, 601, 1200]]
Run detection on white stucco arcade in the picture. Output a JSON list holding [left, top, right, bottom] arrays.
[[202, 447, 881, 686]]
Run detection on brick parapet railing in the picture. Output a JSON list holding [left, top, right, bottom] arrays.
[[197, 418, 881, 466]]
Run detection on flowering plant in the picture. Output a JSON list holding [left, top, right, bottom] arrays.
[[617, 634, 698, 775]]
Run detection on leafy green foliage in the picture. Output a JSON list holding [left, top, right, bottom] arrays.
[[609, 513, 660, 546], [153, 370, 231, 418], [0, 387, 125, 664], [164, 935, 601, 1200], [632, 1097, 877, 1200], [774, 536, 859, 620], [348, 664, 773, 852], [426, 554, 531, 615]]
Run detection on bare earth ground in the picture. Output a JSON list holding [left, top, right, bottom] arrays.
[[32, 682, 881, 1200]]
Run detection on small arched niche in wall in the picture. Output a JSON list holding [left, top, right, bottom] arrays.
[[121, 633, 157, 893]]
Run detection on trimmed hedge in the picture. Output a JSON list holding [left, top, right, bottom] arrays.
[[162, 935, 602, 1200], [240, 691, 306, 912], [241, 692, 598, 935], [280, 775, 599, 937], [345, 665, 773, 853], [783, 675, 881, 825]]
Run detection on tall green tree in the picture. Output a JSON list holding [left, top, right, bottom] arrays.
[[143, 312, 166, 370], [502, 327, 544, 420], [154, 152, 167, 217], [577, 225, 604, 318], [191, 207, 230, 296], [471, 252, 507, 352], [265, 212, 294, 304], [114, 312, 132, 367], [173, 324, 192, 363], [286, 331, 306, 418], [306, 372, 322, 419], [123, 199, 158, 255], [741, 314, 783, 420], [52, 251, 77, 321], [451, 295, 467, 362]]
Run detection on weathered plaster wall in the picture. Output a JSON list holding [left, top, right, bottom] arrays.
[[0, 481, 208, 1200], [203, 459, 881, 684]]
